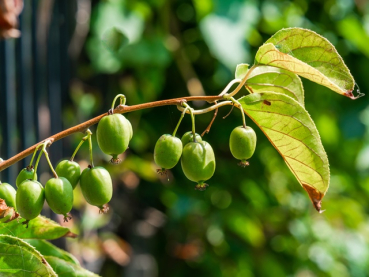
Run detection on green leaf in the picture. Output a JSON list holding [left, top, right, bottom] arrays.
[[25, 239, 79, 265], [245, 65, 304, 106], [0, 234, 57, 276], [0, 215, 77, 240], [255, 28, 356, 99], [235, 63, 249, 80], [45, 256, 100, 277], [239, 92, 329, 212]]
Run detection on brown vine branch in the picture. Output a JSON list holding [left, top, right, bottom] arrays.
[[0, 95, 222, 172], [0, 64, 257, 173]]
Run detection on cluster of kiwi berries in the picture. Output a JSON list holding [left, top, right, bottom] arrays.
[[0, 95, 257, 225], [154, 121, 257, 190], [0, 101, 133, 226]]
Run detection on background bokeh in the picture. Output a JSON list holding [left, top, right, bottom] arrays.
[[1, 0, 369, 276]]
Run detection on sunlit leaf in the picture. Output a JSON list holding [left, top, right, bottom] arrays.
[[25, 239, 79, 265], [246, 65, 304, 106], [239, 92, 329, 211], [0, 235, 57, 276], [0, 215, 77, 240], [45, 256, 100, 277], [255, 28, 355, 98], [235, 63, 249, 80]]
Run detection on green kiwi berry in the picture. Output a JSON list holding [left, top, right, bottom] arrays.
[[181, 131, 202, 146], [80, 166, 112, 213], [55, 160, 81, 189], [45, 177, 74, 221], [0, 181, 17, 209], [16, 180, 45, 223], [181, 141, 216, 190], [154, 134, 182, 174], [16, 167, 37, 187], [229, 126, 256, 167], [97, 113, 132, 164]]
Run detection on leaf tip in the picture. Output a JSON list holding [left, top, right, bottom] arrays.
[[302, 184, 324, 213], [64, 231, 78, 238], [344, 89, 365, 100]]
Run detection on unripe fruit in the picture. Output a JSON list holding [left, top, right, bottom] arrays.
[[45, 177, 74, 221], [16, 167, 37, 187], [80, 166, 112, 213], [55, 160, 81, 189], [0, 182, 16, 209], [154, 134, 182, 172], [16, 180, 45, 221], [181, 141, 216, 190], [229, 126, 256, 167], [181, 131, 202, 146], [97, 113, 132, 164]]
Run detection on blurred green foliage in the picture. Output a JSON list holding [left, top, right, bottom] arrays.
[[61, 0, 369, 276]]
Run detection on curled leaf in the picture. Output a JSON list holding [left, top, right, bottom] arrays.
[[0, 199, 19, 223]]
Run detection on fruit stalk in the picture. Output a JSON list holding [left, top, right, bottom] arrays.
[[230, 97, 247, 128], [111, 94, 126, 111], [70, 129, 91, 161], [182, 102, 196, 142], [29, 144, 42, 167], [43, 147, 58, 179], [33, 143, 46, 181], [88, 131, 94, 168], [172, 107, 188, 137]]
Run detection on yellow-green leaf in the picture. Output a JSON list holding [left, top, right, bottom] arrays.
[[239, 92, 329, 212], [235, 63, 249, 80], [25, 239, 79, 265], [0, 215, 77, 240], [0, 234, 57, 276], [255, 28, 355, 98], [45, 256, 101, 277], [245, 65, 304, 106]]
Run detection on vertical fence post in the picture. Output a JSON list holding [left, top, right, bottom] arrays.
[[0, 39, 17, 183]]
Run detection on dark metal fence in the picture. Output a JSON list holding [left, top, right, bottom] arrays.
[[0, 1, 72, 184]]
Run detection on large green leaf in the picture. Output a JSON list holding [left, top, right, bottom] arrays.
[[0, 215, 77, 240], [45, 256, 100, 277], [0, 234, 56, 276], [239, 92, 329, 212], [238, 65, 305, 106], [25, 239, 79, 265], [255, 28, 355, 98]]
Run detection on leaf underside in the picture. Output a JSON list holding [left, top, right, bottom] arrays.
[[255, 28, 355, 98], [245, 65, 305, 106], [0, 234, 57, 276], [0, 215, 77, 240], [239, 92, 329, 212]]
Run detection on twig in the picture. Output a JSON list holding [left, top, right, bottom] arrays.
[[223, 104, 234, 119], [201, 102, 218, 137]]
